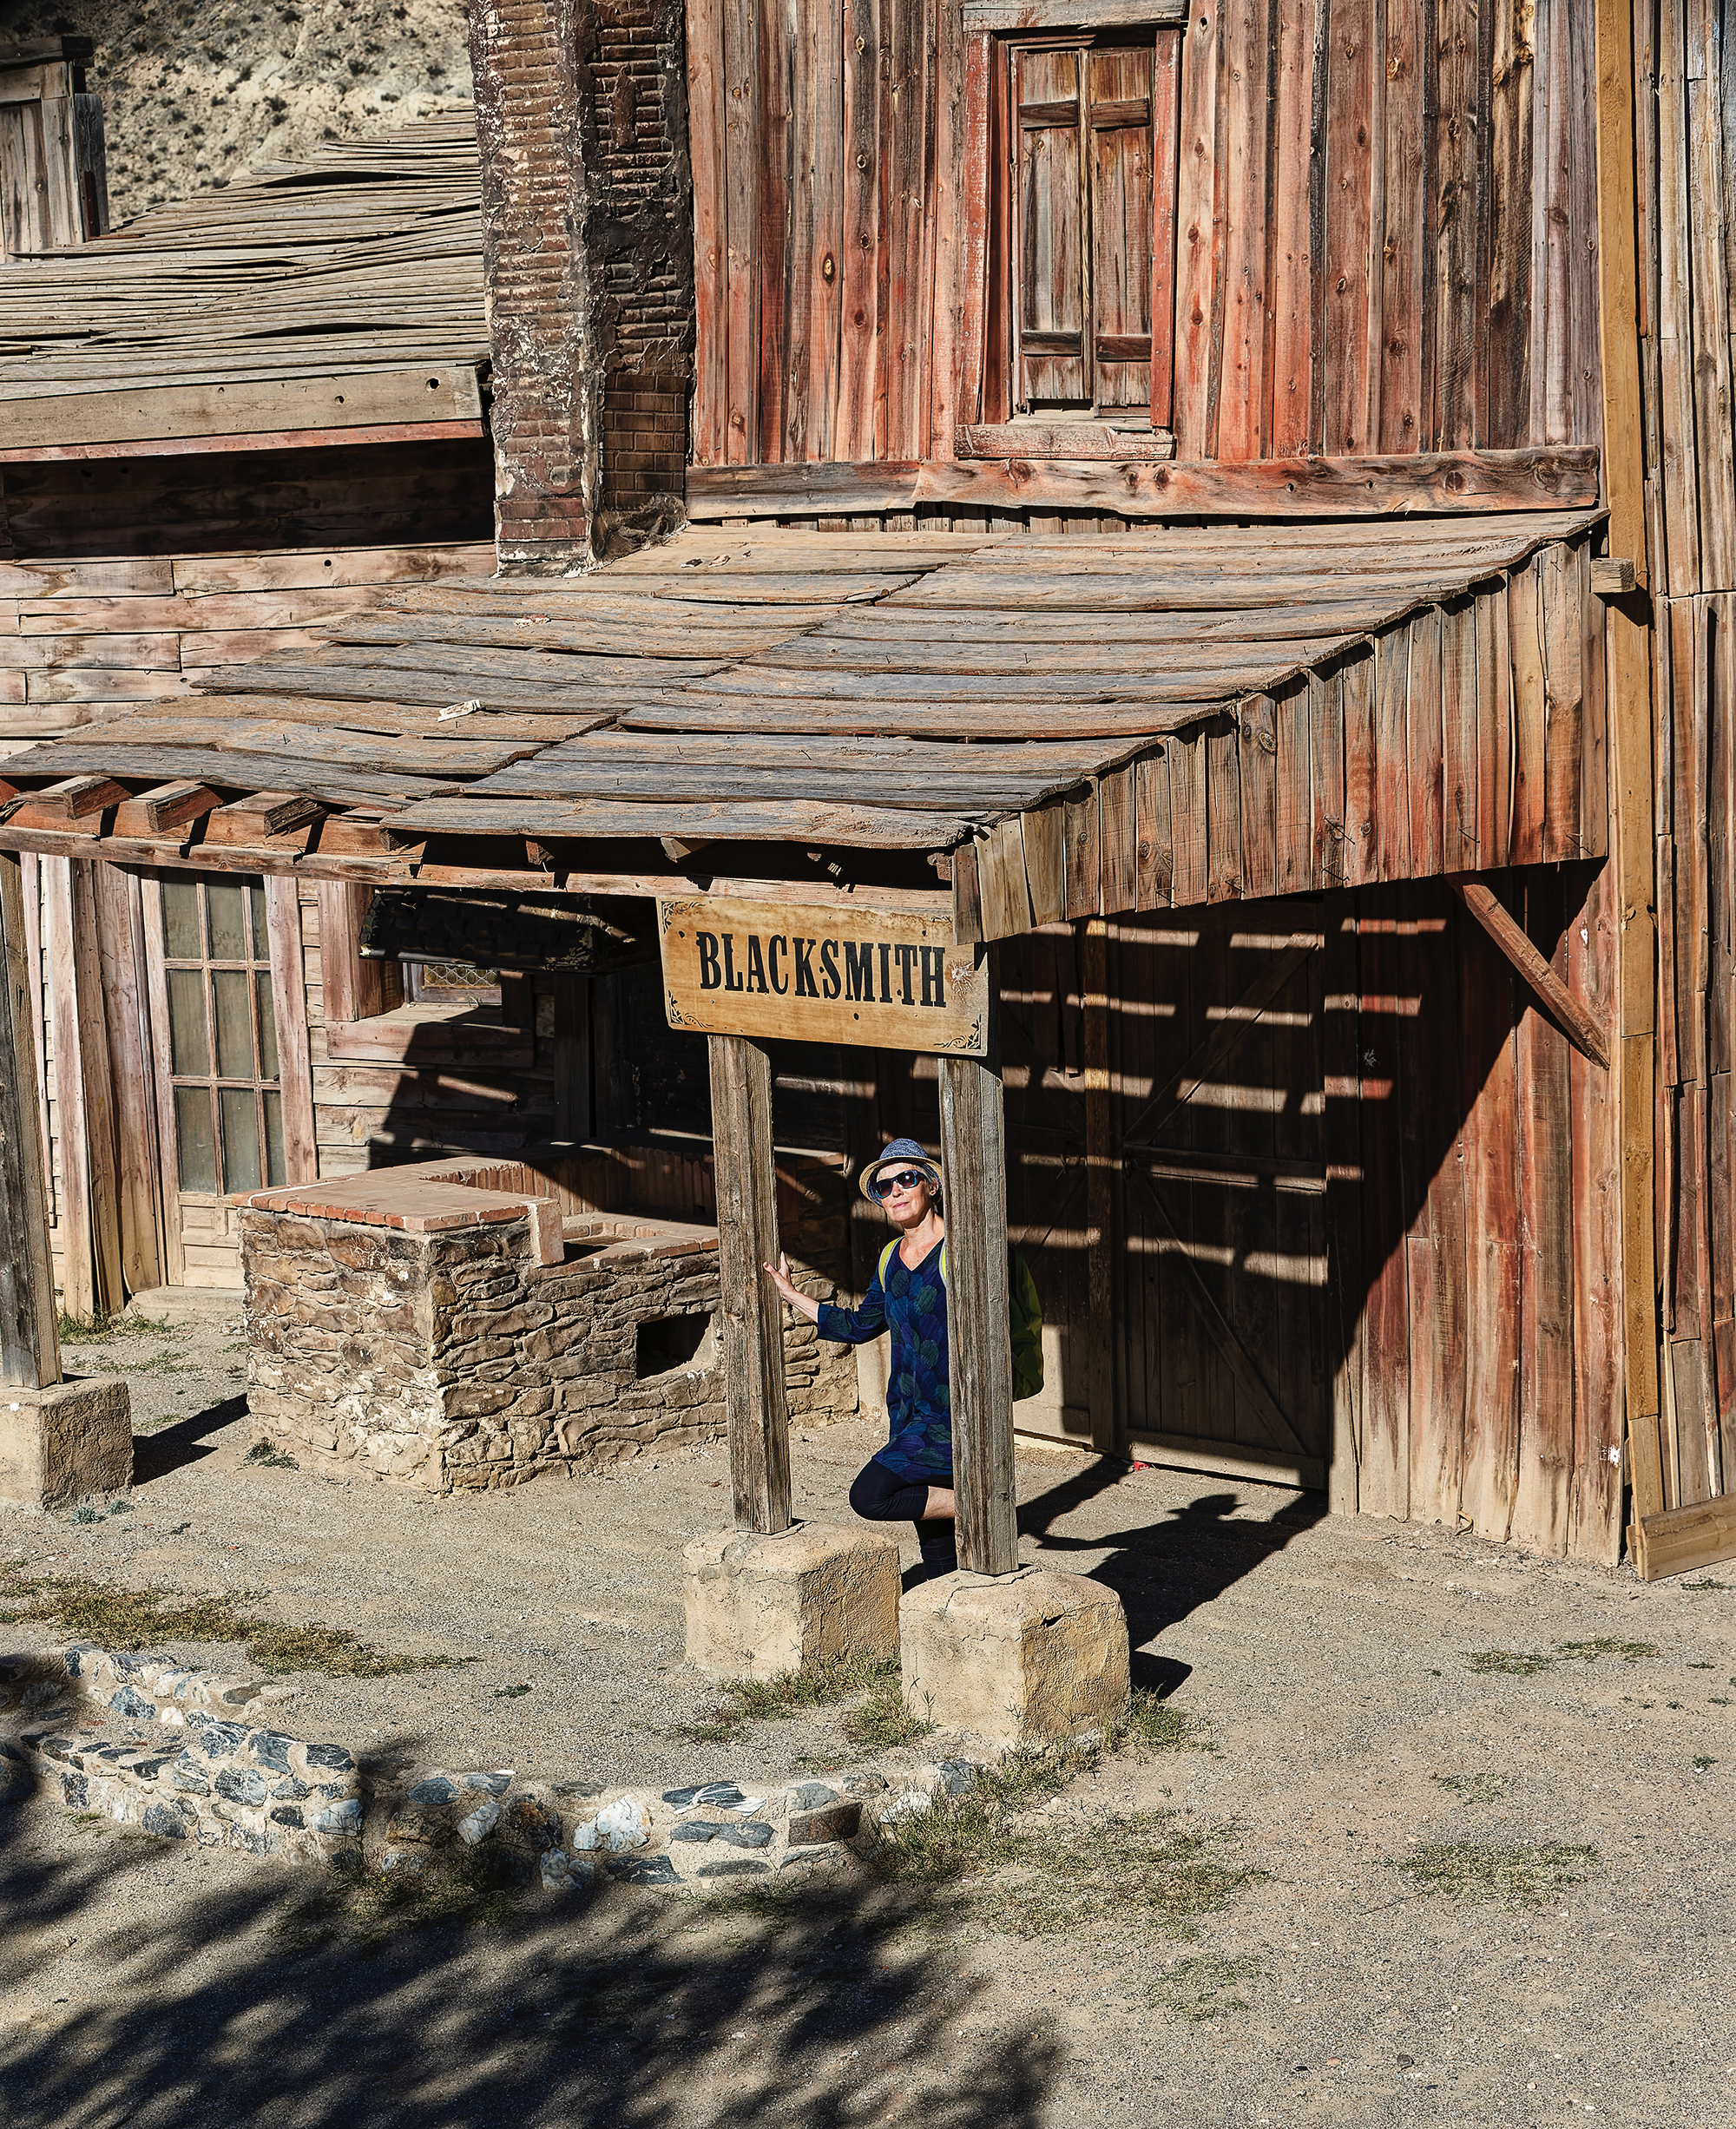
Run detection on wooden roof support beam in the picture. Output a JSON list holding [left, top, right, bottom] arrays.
[[0, 851, 60, 1389], [938, 993, 1019, 1577], [1451, 879, 1610, 1070], [707, 1033, 792, 1535]]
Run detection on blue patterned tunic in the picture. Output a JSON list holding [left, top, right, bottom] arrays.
[[816, 1237, 952, 1480]]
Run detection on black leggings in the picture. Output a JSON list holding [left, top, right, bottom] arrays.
[[849, 1457, 958, 1579]]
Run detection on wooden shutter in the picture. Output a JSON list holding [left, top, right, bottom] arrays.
[[1013, 46, 1090, 411], [1088, 43, 1154, 411]]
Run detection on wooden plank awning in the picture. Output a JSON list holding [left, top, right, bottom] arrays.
[[0, 512, 1605, 928], [0, 115, 486, 456]]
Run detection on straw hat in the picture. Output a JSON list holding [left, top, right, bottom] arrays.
[[858, 1137, 944, 1203]]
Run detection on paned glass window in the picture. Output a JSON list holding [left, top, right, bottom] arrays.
[[159, 875, 286, 1194]]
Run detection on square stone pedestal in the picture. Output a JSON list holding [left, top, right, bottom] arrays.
[[900, 1567, 1130, 1746], [0, 1377, 133, 1511], [683, 1520, 901, 1679]]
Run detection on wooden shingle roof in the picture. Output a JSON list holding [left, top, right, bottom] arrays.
[[0, 114, 486, 455], [0, 512, 1606, 927]]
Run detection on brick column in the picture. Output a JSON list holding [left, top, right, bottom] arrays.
[[470, 0, 602, 572], [468, 0, 693, 572]]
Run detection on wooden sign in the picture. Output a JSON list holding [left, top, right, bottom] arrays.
[[657, 897, 989, 1055]]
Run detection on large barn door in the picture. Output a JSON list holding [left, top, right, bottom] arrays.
[[1113, 906, 1330, 1488]]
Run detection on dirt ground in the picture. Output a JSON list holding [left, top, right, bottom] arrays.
[[3, 1303, 1734, 2128]]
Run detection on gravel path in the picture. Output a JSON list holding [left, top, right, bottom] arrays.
[[3, 1306, 1733, 2126]]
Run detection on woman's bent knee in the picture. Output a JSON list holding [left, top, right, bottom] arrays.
[[850, 1461, 925, 1522]]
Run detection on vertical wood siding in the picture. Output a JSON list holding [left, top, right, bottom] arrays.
[[1636, 1, 1736, 1518], [688, 0, 1603, 465]]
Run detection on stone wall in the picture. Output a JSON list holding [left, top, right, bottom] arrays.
[[241, 1204, 857, 1493]]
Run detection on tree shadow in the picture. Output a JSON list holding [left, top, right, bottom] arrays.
[[1017, 1462, 1325, 1695], [130, 1394, 248, 1482], [0, 1794, 1062, 2129]]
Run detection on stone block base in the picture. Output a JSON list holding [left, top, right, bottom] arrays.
[[899, 1567, 1130, 1747], [683, 1521, 902, 1680], [0, 1377, 132, 1510]]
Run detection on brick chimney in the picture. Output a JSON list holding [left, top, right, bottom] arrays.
[[469, 0, 693, 574]]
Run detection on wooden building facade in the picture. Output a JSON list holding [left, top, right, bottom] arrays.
[[0, 0, 1732, 1580]]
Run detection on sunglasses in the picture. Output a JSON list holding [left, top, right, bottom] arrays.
[[869, 1167, 930, 1200]]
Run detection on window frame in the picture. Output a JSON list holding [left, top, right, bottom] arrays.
[[957, 18, 1181, 461], [140, 869, 316, 1276]]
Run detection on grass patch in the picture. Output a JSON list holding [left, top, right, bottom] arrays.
[[842, 1670, 932, 1751], [1147, 1953, 1265, 2022], [979, 1813, 1264, 1942], [57, 1311, 181, 1345], [242, 1440, 299, 1470], [278, 1846, 516, 1946], [1395, 1841, 1598, 1908], [1554, 1638, 1657, 1664], [1119, 1689, 1206, 1756], [1433, 1771, 1510, 1806], [0, 1567, 470, 1679], [675, 1651, 924, 1746], [1466, 1639, 1656, 1678], [1683, 1579, 1729, 1592], [870, 1742, 1262, 1948], [1693, 1755, 1717, 1771]]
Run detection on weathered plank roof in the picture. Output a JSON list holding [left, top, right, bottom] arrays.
[[0, 512, 1605, 923], [0, 114, 485, 452]]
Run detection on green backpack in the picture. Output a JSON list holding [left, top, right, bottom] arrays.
[[876, 1238, 1045, 1402]]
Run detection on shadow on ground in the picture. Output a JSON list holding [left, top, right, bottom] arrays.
[[0, 1791, 1060, 2129], [1018, 1462, 1325, 1693], [131, 1396, 249, 1483]]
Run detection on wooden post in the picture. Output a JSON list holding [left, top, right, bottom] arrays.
[[42, 857, 122, 1321], [0, 852, 61, 1390], [938, 990, 1019, 1576], [707, 1033, 792, 1534], [1595, 0, 1666, 1539]]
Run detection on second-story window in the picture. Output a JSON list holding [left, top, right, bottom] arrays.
[[1010, 36, 1163, 419]]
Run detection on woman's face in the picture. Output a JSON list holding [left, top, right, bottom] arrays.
[[880, 1172, 934, 1223]]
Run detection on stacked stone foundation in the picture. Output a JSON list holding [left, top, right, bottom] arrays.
[[241, 1196, 856, 1494]]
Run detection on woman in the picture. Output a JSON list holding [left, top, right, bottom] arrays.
[[765, 1137, 960, 1580]]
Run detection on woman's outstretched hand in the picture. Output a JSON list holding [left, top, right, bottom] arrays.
[[763, 1251, 821, 1324]]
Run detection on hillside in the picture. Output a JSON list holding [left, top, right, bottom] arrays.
[[1, 0, 472, 222]]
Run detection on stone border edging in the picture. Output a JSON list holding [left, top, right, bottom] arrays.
[[3, 1646, 1004, 1891]]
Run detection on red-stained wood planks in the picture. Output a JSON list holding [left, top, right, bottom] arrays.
[[1511, 868, 1577, 1554], [838, 0, 886, 462], [1170, 2, 1222, 460], [1148, 27, 1184, 434], [723, 0, 762, 463], [1340, 646, 1378, 885], [1483, 0, 1535, 447], [1320, 0, 1376, 454], [1401, 887, 1469, 1532], [688, 0, 729, 464], [1431, 0, 1481, 450], [1216, 0, 1272, 462], [1375, 0, 1427, 452], [1353, 899, 1411, 1518], [1457, 884, 1522, 1545], [1267, 0, 1320, 454], [1568, 852, 1626, 1564]]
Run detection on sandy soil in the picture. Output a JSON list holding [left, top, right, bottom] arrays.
[[5, 0, 472, 223], [3, 1304, 1733, 2127]]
